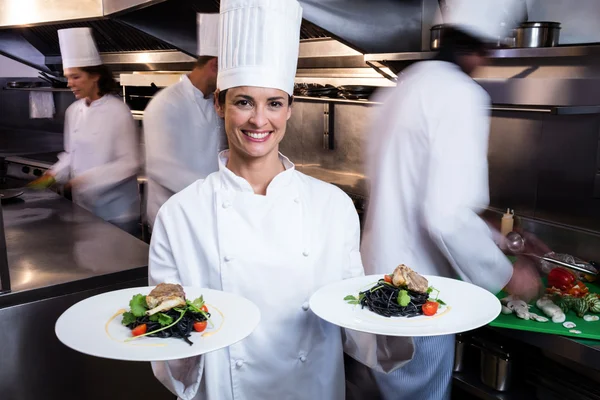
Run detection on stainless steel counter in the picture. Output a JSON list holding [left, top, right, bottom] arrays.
[[0, 188, 149, 308]]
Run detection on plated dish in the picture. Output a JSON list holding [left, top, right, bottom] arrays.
[[55, 286, 261, 361]]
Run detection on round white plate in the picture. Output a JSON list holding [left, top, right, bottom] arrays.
[[56, 287, 261, 362], [309, 275, 500, 337]]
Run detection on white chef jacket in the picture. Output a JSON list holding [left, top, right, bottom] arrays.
[[143, 75, 226, 229], [51, 95, 140, 224], [361, 60, 513, 294], [149, 151, 414, 400]]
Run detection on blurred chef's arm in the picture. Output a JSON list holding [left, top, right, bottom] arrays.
[[339, 198, 414, 373], [149, 208, 204, 400], [421, 86, 513, 294], [47, 108, 73, 183], [72, 109, 140, 193], [144, 103, 205, 194]]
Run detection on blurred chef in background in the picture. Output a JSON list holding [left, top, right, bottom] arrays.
[[143, 13, 225, 231], [33, 28, 141, 235], [360, 0, 539, 399]]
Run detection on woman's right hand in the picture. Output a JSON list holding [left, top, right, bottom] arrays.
[[504, 255, 543, 302]]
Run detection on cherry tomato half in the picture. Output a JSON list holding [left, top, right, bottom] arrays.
[[201, 305, 209, 313], [132, 324, 147, 337], [422, 301, 439, 316], [384, 275, 392, 284], [193, 321, 208, 332]]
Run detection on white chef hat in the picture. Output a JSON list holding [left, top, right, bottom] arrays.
[[197, 13, 220, 57], [58, 28, 102, 69], [444, 0, 525, 41], [217, 0, 303, 96]]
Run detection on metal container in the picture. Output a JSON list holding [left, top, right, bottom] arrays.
[[430, 24, 444, 51], [515, 22, 561, 48], [472, 337, 513, 391]]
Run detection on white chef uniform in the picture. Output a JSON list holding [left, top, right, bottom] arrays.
[[149, 1, 414, 399], [51, 28, 140, 229], [361, 1, 525, 399], [144, 13, 225, 229]]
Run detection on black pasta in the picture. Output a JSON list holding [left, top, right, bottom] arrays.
[[359, 279, 429, 318]]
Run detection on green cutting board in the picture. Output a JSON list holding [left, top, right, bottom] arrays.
[[489, 257, 600, 341]]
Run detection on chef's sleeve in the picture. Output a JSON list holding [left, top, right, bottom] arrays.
[[144, 102, 205, 194], [148, 209, 204, 400], [75, 107, 140, 196], [422, 86, 513, 294], [339, 197, 415, 373]]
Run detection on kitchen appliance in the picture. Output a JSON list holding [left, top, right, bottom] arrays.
[[471, 336, 513, 391], [4, 154, 57, 182], [515, 22, 561, 48]]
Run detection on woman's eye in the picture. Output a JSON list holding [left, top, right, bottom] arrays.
[[235, 100, 251, 107], [270, 101, 283, 108]]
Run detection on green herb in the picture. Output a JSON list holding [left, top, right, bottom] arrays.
[[121, 311, 136, 326], [125, 308, 186, 342], [397, 290, 410, 307], [344, 293, 365, 305], [129, 294, 148, 317], [186, 296, 205, 313], [427, 286, 447, 306], [149, 312, 174, 326]]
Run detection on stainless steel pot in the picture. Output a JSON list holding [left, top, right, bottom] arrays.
[[471, 336, 513, 392], [515, 22, 561, 48]]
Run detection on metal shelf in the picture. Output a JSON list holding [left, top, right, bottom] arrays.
[[294, 97, 600, 115], [294, 95, 382, 105], [3, 87, 70, 92], [365, 44, 600, 63]]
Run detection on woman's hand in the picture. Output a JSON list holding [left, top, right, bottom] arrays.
[[504, 256, 543, 302]]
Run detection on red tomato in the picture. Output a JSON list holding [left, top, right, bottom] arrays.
[[548, 268, 575, 291], [132, 324, 147, 337], [422, 301, 439, 316], [384, 275, 393, 284], [193, 321, 208, 332], [201, 305, 209, 313]]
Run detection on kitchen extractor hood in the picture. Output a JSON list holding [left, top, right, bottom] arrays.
[[0, 0, 338, 74], [0, 0, 427, 76]]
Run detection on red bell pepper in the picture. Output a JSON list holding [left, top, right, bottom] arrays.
[[547, 268, 575, 291]]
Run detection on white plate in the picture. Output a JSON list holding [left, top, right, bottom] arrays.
[[55, 287, 261, 361], [309, 275, 500, 337]]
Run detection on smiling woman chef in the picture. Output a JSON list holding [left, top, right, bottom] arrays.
[[32, 28, 140, 234], [148, 0, 413, 399]]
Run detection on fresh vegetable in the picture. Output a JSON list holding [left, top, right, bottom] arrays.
[[427, 286, 447, 305], [132, 324, 147, 336], [384, 274, 393, 284], [193, 321, 208, 332], [548, 268, 575, 291], [422, 301, 439, 316], [573, 297, 590, 318]]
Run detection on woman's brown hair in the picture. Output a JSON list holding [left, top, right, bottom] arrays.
[[79, 65, 119, 97]]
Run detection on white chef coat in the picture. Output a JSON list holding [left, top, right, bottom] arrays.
[[362, 60, 512, 292], [143, 75, 226, 229], [51, 95, 140, 224], [149, 151, 414, 400], [361, 61, 513, 400]]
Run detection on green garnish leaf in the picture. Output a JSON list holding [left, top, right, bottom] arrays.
[[345, 294, 363, 305], [344, 295, 357, 301], [121, 311, 136, 326], [186, 296, 205, 313], [129, 294, 148, 317], [149, 312, 174, 326], [397, 290, 411, 307], [426, 287, 433, 294], [436, 299, 447, 306]]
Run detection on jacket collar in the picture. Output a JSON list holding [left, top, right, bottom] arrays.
[[181, 74, 211, 102], [217, 150, 296, 195]]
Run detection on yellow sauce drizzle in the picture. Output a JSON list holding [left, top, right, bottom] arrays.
[[202, 304, 225, 338], [105, 308, 166, 347]]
